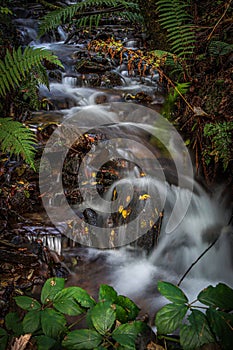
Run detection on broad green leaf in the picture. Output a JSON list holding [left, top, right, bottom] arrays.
[[112, 322, 139, 349], [5, 312, 24, 335], [180, 310, 215, 349], [206, 308, 233, 350], [116, 295, 140, 321], [23, 310, 41, 333], [90, 301, 116, 335], [53, 288, 84, 316], [98, 284, 117, 303], [114, 304, 128, 323], [155, 303, 188, 334], [133, 321, 147, 334], [198, 283, 233, 311], [0, 328, 8, 350], [68, 286, 96, 308], [14, 296, 41, 311], [41, 277, 65, 304], [35, 335, 58, 350], [41, 308, 66, 339], [62, 329, 102, 349], [157, 281, 188, 304]]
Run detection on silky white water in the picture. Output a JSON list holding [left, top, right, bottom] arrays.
[[106, 182, 233, 311]]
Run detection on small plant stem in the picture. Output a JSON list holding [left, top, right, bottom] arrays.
[[207, 0, 232, 41], [158, 68, 195, 113], [158, 335, 180, 343], [104, 337, 115, 348], [68, 314, 86, 329]]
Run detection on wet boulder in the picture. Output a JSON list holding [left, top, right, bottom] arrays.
[[75, 57, 112, 74]]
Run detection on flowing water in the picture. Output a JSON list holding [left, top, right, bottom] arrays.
[[63, 181, 233, 320], [14, 8, 233, 320]]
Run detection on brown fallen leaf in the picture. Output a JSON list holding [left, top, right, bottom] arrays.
[[11, 334, 31, 350], [147, 341, 165, 350], [193, 106, 208, 116]]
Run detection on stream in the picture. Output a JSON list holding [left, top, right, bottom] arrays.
[[12, 4, 233, 323]]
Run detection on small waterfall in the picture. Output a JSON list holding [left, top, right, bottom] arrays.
[[57, 25, 67, 42], [25, 226, 62, 255], [109, 183, 233, 305], [149, 183, 232, 280]]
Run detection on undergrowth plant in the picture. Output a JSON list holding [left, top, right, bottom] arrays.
[[0, 46, 63, 170], [0, 277, 147, 350], [203, 121, 233, 171], [0, 118, 37, 170], [155, 281, 233, 350], [161, 82, 190, 119], [156, 0, 195, 59], [0, 46, 63, 97], [1, 277, 233, 350], [208, 40, 233, 57], [88, 38, 180, 75], [88, 38, 193, 113]]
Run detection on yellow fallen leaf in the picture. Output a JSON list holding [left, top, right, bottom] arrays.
[[118, 205, 124, 213], [139, 194, 151, 200], [122, 208, 131, 218]]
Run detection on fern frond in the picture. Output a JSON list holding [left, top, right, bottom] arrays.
[[156, 0, 195, 58], [75, 14, 101, 29], [0, 7, 12, 15], [203, 121, 233, 171], [0, 118, 37, 170], [0, 47, 63, 97], [121, 11, 144, 24], [38, 0, 141, 36], [208, 40, 233, 56], [162, 82, 190, 119]]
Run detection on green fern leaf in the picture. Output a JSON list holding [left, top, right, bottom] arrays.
[[156, 0, 195, 58], [204, 122, 233, 170], [208, 40, 233, 56], [0, 47, 63, 97], [0, 118, 37, 170]]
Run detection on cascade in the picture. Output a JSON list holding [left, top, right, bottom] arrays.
[[109, 183, 233, 306]]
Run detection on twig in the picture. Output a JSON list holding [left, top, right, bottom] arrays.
[[158, 68, 195, 113], [157, 335, 180, 343], [177, 213, 233, 286], [177, 237, 219, 286], [207, 0, 232, 41]]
